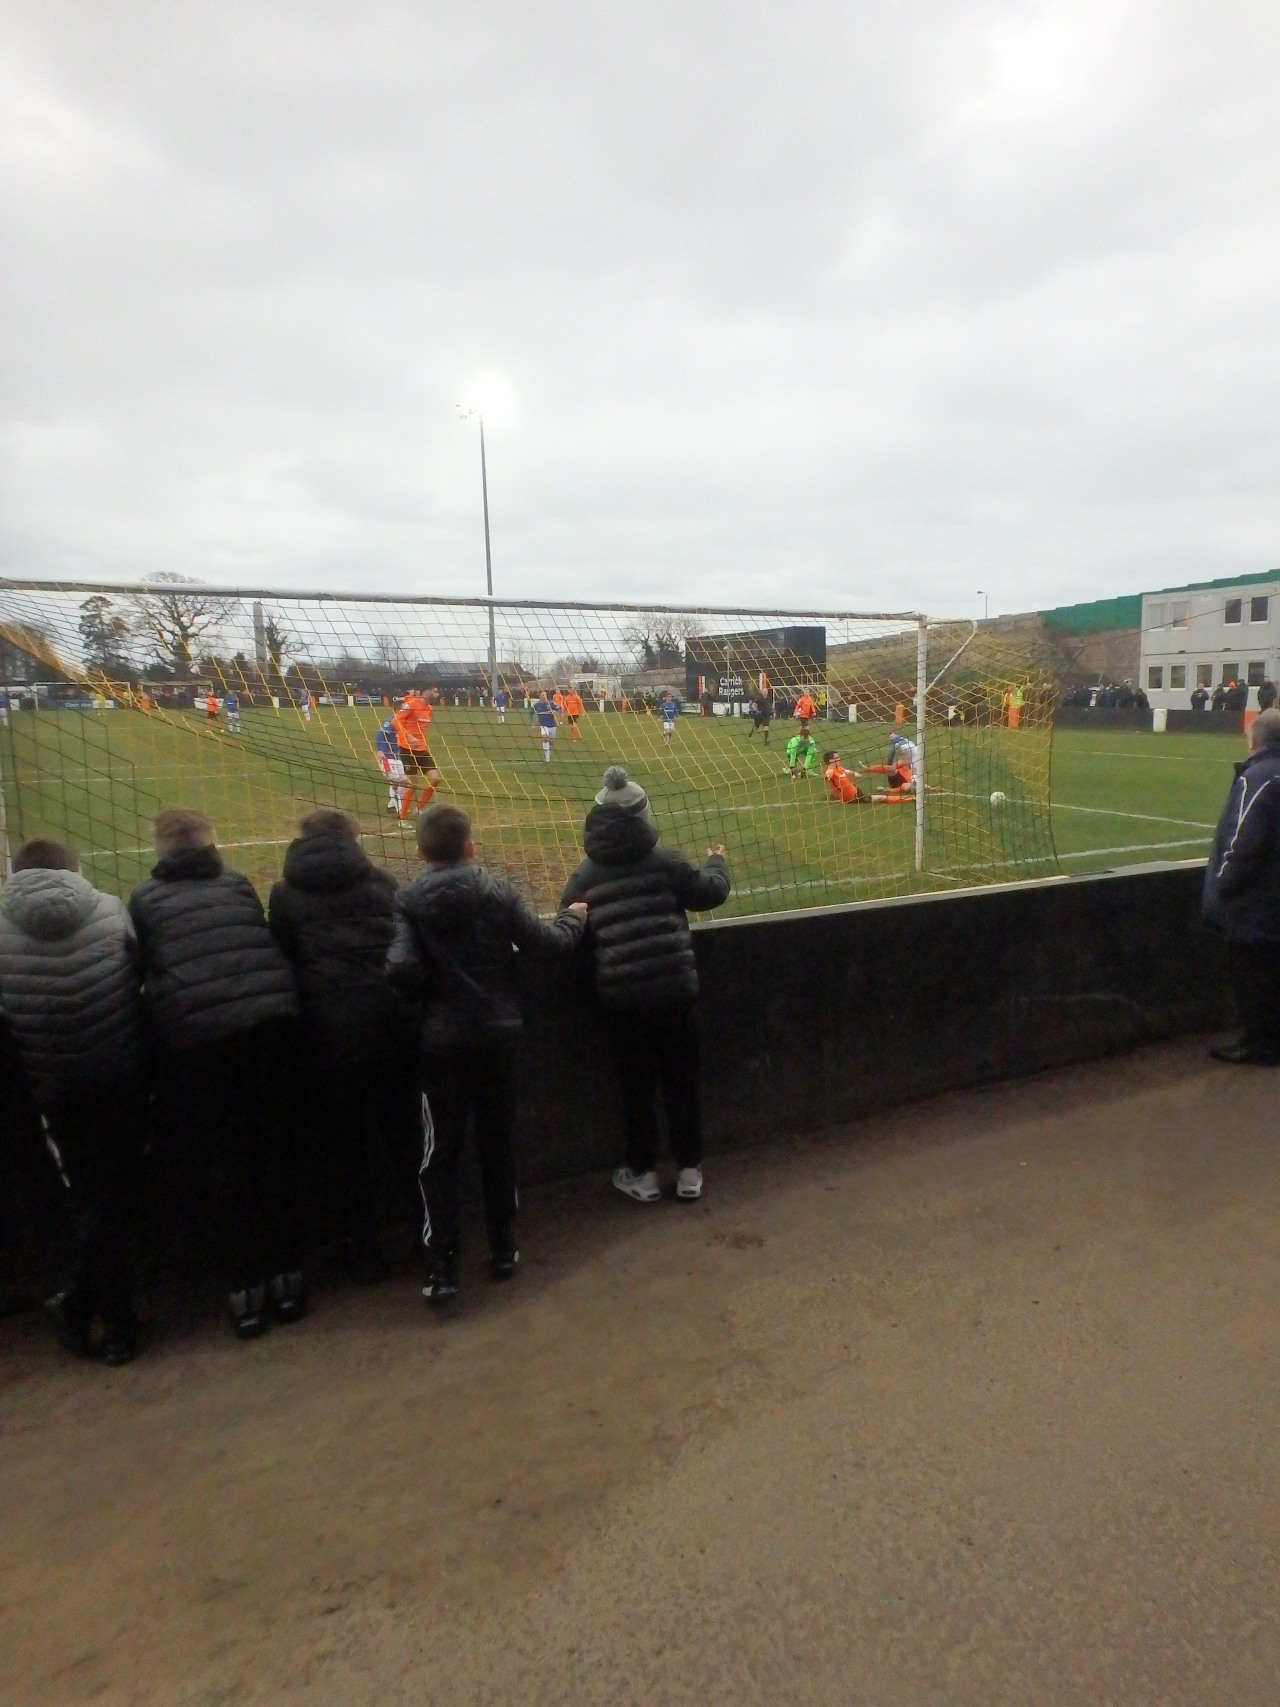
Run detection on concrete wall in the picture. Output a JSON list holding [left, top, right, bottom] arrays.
[[1054, 706, 1154, 732], [514, 859, 1230, 1180], [0, 861, 1231, 1306]]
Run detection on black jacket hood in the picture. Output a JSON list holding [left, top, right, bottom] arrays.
[[281, 833, 375, 895], [152, 845, 224, 883], [399, 863, 497, 935], [583, 804, 660, 866]]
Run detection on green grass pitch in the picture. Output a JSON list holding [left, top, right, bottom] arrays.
[[0, 703, 1233, 913]]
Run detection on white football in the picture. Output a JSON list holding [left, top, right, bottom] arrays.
[[990, 790, 1007, 805]]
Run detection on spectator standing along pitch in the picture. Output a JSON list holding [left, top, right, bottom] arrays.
[[1202, 707, 1280, 1064]]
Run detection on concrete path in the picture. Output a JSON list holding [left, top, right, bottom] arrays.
[[2, 1038, 1278, 1705]]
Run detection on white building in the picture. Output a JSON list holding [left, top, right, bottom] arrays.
[[1140, 572, 1280, 709]]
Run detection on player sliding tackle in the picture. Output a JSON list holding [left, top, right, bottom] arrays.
[[823, 750, 865, 802], [392, 691, 443, 819], [861, 733, 917, 801], [820, 733, 918, 804]]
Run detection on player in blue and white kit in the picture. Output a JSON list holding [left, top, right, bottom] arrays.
[[223, 690, 241, 733], [659, 692, 680, 744], [374, 714, 408, 812], [533, 695, 559, 761], [494, 688, 508, 725]]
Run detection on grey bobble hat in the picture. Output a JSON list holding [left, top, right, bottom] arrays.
[[594, 765, 651, 816]]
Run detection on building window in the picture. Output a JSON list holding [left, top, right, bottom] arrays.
[[1223, 662, 1239, 684], [1225, 599, 1243, 624], [1252, 596, 1270, 623], [1170, 600, 1189, 627], [1196, 664, 1213, 687], [1147, 602, 1166, 628], [1248, 661, 1267, 686], [1147, 666, 1164, 690], [1170, 665, 1186, 689]]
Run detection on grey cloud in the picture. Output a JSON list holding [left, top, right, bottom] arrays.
[[3, 0, 1280, 615]]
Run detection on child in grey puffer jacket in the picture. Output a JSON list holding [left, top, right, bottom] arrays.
[[0, 840, 145, 1363]]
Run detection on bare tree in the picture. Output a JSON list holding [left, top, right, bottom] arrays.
[[621, 613, 699, 671], [505, 636, 545, 677], [129, 574, 237, 677], [551, 653, 603, 677], [373, 633, 411, 673]]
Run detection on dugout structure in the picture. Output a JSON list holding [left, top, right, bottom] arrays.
[[0, 582, 1058, 913]]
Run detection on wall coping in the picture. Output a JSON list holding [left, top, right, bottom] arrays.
[[693, 857, 1209, 934]]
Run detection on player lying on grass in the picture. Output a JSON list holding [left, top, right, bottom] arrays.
[[785, 727, 819, 778], [392, 692, 443, 819], [859, 733, 916, 801], [374, 713, 409, 813], [823, 751, 865, 803]]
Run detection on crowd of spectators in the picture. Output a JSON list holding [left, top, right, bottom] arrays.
[[0, 769, 730, 1362]]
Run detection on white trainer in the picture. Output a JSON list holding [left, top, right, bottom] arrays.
[[676, 1166, 703, 1201], [613, 1167, 661, 1203]]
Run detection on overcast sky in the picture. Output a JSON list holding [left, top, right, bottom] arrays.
[[3, 1, 1280, 617]]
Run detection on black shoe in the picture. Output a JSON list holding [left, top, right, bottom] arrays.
[[228, 1284, 268, 1340], [490, 1249, 520, 1282], [422, 1251, 459, 1306], [101, 1322, 139, 1367], [1209, 1041, 1280, 1065], [269, 1271, 308, 1324], [44, 1286, 92, 1357]]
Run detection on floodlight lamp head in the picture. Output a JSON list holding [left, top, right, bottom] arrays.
[[461, 375, 514, 425]]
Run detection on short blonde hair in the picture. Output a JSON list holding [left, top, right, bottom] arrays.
[[299, 808, 360, 840], [152, 808, 216, 857]]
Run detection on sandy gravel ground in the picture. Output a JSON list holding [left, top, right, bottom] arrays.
[[1, 1037, 1277, 1705]]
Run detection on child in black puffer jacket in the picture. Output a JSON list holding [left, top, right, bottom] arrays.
[[561, 767, 730, 1206], [130, 808, 301, 1340], [269, 809, 418, 1283], [387, 803, 586, 1304]]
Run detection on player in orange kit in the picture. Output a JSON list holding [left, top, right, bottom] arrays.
[[793, 691, 817, 722], [392, 690, 443, 819], [859, 733, 916, 802], [562, 688, 585, 740], [822, 750, 864, 803]]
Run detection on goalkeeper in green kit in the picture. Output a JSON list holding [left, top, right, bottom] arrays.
[[784, 726, 819, 779]]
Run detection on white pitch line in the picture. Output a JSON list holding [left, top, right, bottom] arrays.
[[1051, 802, 1216, 830], [1056, 836, 1209, 859], [1059, 747, 1241, 762]]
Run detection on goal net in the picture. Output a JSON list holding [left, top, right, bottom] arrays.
[[0, 580, 1058, 913]]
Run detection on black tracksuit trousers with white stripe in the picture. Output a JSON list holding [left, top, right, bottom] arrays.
[[418, 1039, 519, 1260]]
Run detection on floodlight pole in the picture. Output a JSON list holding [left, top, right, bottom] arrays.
[[915, 617, 927, 875], [478, 416, 498, 701], [460, 404, 500, 701]]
